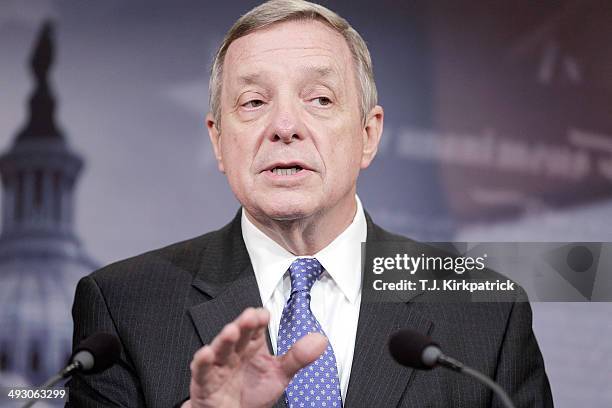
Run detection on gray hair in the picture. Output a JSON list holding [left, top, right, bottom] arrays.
[[209, 0, 378, 127]]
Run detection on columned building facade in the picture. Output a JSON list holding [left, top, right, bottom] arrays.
[[0, 22, 97, 386]]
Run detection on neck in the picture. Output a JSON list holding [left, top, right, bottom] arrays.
[[245, 195, 357, 256]]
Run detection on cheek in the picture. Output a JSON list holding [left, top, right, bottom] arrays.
[[329, 126, 364, 169], [221, 136, 252, 181], [322, 131, 362, 191]]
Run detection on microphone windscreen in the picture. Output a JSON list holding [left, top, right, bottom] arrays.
[[388, 329, 438, 370], [72, 332, 121, 374]]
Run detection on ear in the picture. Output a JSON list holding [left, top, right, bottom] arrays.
[[206, 112, 225, 173], [360, 105, 384, 169]]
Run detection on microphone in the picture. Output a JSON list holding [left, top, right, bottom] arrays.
[[388, 329, 516, 408], [71, 332, 121, 374], [22, 333, 121, 408]]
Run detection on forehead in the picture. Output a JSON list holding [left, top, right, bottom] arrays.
[[223, 19, 354, 87]]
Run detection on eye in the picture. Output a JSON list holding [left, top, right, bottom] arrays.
[[313, 96, 332, 106], [242, 99, 264, 109]]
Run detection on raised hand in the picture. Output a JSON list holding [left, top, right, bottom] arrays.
[[183, 307, 327, 408]]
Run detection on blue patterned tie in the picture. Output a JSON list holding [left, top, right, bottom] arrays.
[[277, 258, 343, 408]]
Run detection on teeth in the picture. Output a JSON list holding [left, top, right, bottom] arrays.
[[272, 167, 302, 175]]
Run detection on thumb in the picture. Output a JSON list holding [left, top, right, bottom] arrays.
[[278, 333, 328, 379]]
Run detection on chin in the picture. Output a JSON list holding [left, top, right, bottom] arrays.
[[254, 195, 319, 222], [263, 204, 311, 221]]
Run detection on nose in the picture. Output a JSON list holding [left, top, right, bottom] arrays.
[[268, 98, 304, 143]]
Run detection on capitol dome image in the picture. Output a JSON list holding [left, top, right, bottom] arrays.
[[0, 22, 97, 390]]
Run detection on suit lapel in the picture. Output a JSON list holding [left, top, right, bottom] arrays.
[[344, 299, 433, 407], [189, 266, 262, 345], [343, 213, 434, 407]]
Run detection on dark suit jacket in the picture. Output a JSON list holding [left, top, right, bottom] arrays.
[[67, 210, 553, 407]]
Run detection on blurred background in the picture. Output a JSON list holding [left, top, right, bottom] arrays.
[[0, 0, 611, 406]]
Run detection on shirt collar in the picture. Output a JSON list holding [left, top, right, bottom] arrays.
[[241, 195, 367, 305]]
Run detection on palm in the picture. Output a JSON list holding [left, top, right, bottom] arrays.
[[187, 308, 326, 408]]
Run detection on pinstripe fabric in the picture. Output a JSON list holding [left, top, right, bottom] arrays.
[[67, 209, 553, 407]]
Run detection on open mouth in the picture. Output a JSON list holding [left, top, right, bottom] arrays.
[[269, 166, 303, 176]]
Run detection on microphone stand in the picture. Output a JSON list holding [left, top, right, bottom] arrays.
[[21, 361, 82, 408], [437, 354, 517, 408]]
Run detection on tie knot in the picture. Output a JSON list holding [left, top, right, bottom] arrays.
[[288, 258, 323, 294]]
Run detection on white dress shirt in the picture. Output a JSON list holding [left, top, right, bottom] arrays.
[[241, 196, 367, 403]]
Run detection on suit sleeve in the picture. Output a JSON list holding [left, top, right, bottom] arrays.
[[493, 287, 554, 408], [66, 275, 146, 407]]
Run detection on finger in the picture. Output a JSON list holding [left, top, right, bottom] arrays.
[[189, 308, 267, 386], [250, 308, 270, 341], [235, 308, 260, 353], [278, 332, 327, 379], [210, 321, 240, 365], [190, 345, 215, 386]]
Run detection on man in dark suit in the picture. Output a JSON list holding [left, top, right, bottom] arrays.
[[68, 1, 553, 407]]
